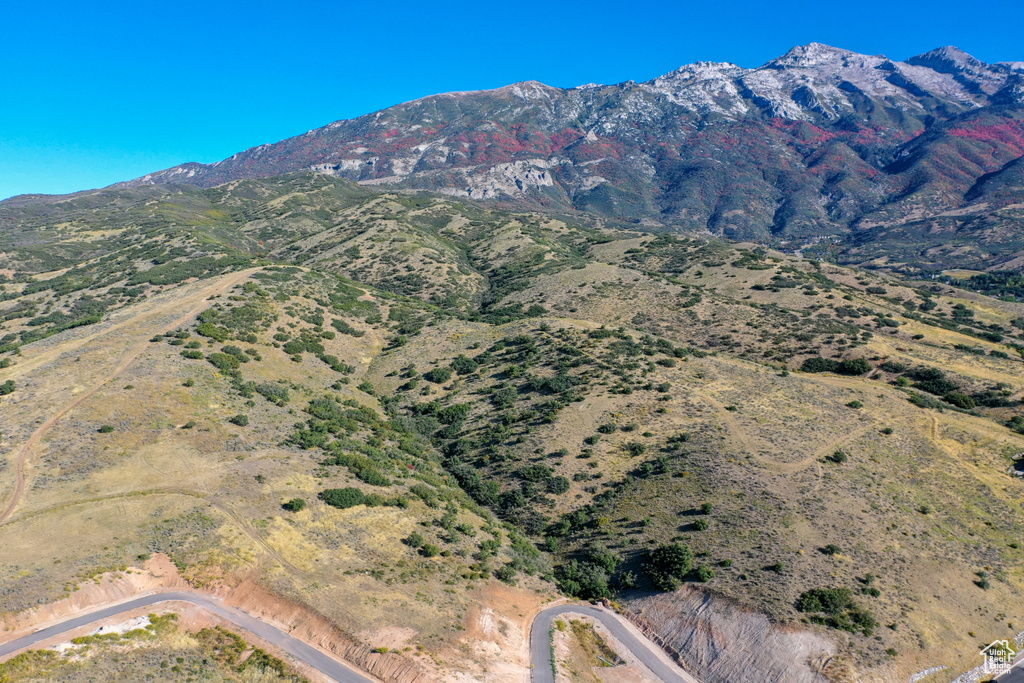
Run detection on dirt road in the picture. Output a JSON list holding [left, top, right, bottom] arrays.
[[0, 269, 256, 524]]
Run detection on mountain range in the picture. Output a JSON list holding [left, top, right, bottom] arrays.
[[7, 43, 1024, 683], [101, 43, 1024, 271]]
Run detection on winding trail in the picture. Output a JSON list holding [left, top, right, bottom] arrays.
[[0, 591, 374, 683], [0, 269, 256, 525]]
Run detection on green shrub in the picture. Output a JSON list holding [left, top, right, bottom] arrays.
[[846, 400, 863, 409], [196, 322, 230, 342], [821, 544, 842, 556], [451, 355, 479, 375], [943, 392, 976, 410], [221, 345, 249, 363], [556, 559, 610, 599], [356, 468, 391, 487], [1007, 416, 1024, 435], [282, 340, 306, 355], [420, 543, 441, 558], [331, 318, 365, 337], [547, 476, 571, 494], [625, 442, 647, 457], [256, 383, 289, 404], [798, 587, 853, 614], [800, 357, 839, 373], [207, 352, 240, 372], [0, 380, 15, 396], [695, 565, 715, 582], [229, 414, 249, 426], [490, 386, 518, 408], [181, 349, 204, 359], [282, 498, 306, 512], [320, 487, 366, 509], [644, 543, 693, 591], [424, 367, 452, 383], [827, 449, 848, 464], [906, 366, 957, 395], [98, 425, 115, 433], [700, 502, 714, 515], [797, 587, 877, 635], [880, 360, 906, 373], [693, 518, 709, 531], [908, 392, 942, 409], [837, 358, 872, 375]]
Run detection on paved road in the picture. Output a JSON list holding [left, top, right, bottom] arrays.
[[0, 591, 373, 683], [530, 603, 697, 683], [999, 663, 1024, 682], [1, 592, 694, 683]]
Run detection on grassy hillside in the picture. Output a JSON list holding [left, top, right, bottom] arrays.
[[3, 175, 1024, 681]]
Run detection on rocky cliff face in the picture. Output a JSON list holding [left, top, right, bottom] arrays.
[[123, 44, 1024, 244]]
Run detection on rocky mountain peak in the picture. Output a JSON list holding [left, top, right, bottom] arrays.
[[112, 43, 1024, 245], [767, 42, 864, 69], [908, 45, 984, 72]]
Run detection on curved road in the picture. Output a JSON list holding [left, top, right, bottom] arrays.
[[0, 591, 373, 683], [530, 603, 697, 683], [0, 591, 697, 683]]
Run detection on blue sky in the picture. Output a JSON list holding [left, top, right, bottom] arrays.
[[2, 0, 1023, 200]]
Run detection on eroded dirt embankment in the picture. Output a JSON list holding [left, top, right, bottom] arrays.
[[625, 588, 843, 683], [0, 555, 430, 683], [222, 578, 427, 682]]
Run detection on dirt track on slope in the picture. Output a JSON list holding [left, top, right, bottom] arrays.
[[0, 269, 257, 524]]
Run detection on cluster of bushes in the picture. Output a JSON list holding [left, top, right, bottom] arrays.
[[255, 382, 289, 405], [129, 254, 250, 286], [797, 587, 877, 635], [424, 367, 453, 384], [17, 296, 108, 345], [556, 544, 622, 599], [319, 487, 365, 509], [1007, 416, 1024, 435], [644, 543, 694, 591], [330, 318, 364, 337], [207, 352, 241, 372], [800, 357, 872, 375], [0, 380, 14, 396], [895, 366, 1009, 411], [403, 531, 441, 558]]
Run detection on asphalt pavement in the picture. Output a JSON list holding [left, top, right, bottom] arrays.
[[999, 663, 1024, 682], [529, 603, 697, 683], [0, 591, 374, 683], [1, 592, 698, 683]]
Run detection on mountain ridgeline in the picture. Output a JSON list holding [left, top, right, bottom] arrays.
[[104, 43, 1024, 271]]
